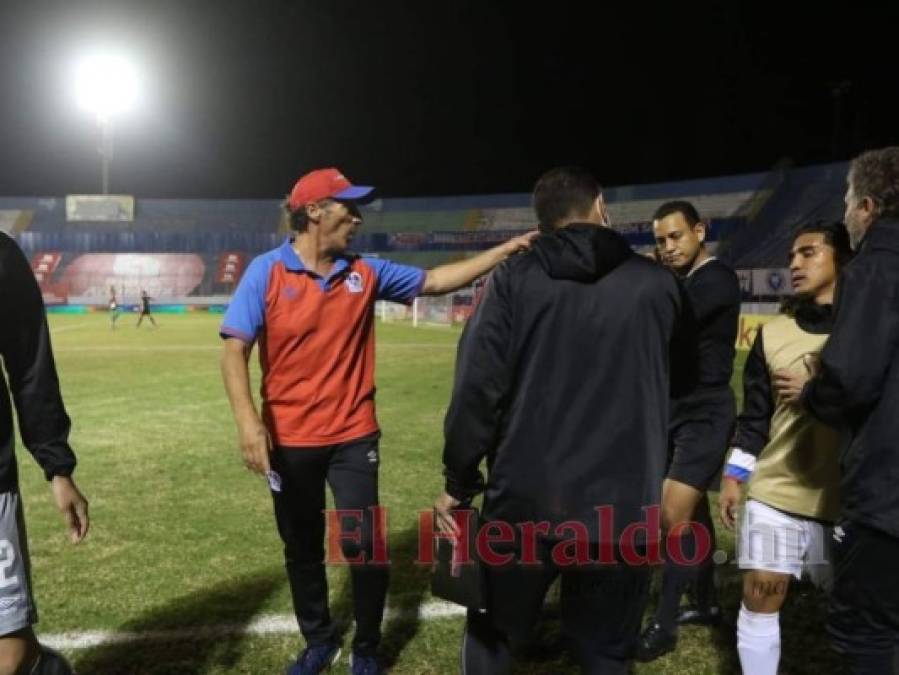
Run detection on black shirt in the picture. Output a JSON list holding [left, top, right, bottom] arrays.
[[681, 257, 741, 392], [0, 233, 77, 491]]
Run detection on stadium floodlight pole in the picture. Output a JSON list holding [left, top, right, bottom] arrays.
[[99, 114, 113, 195], [73, 53, 138, 194]]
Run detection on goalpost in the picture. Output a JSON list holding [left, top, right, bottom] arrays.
[[376, 288, 477, 327]]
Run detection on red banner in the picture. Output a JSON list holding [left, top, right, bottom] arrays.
[[31, 252, 62, 284], [61, 254, 205, 298], [216, 252, 246, 284]]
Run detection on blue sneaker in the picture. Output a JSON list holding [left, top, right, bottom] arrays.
[[287, 643, 341, 674], [349, 653, 384, 675]]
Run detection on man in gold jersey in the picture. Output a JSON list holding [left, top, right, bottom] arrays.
[[719, 221, 853, 675]]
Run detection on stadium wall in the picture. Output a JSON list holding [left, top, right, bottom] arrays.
[[3, 161, 850, 306]]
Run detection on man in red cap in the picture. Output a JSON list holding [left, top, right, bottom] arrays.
[[220, 168, 535, 675]]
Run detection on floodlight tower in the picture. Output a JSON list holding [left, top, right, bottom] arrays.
[[73, 54, 138, 194]]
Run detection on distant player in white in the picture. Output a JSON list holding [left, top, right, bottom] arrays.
[[719, 222, 852, 675], [108, 285, 120, 330]]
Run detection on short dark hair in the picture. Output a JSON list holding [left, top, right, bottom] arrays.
[[532, 166, 602, 233], [849, 146, 899, 220], [781, 220, 854, 316], [652, 200, 701, 226], [793, 221, 855, 269], [283, 198, 361, 232], [286, 206, 309, 232]]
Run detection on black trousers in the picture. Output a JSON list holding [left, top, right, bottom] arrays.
[[271, 432, 388, 658], [462, 539, 651, 674], [828, 520, 899, 674]]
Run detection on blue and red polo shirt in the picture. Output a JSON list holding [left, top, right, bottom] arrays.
[[220, 238, 425, 446]]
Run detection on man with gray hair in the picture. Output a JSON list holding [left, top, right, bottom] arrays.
[[775, 146, 899, 673]]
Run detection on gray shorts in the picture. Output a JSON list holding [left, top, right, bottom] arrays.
[[0, 491, 38, 635]]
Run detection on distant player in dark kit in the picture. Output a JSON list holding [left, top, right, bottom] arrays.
[[638, 200, 741, 661], [136, 289, 156, 328], [108, 285, 120, 330]]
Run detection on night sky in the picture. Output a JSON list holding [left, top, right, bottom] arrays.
[[1, 0, 897, 199]]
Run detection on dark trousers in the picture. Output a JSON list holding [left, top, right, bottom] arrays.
[[271, 432, 388, 657], [828, 520, 899, 674], [462, 539, 651, 674]]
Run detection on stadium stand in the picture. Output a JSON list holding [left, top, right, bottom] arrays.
[[1, 161, 850, 312]]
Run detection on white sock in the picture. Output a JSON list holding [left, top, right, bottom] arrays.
[[737, 603, 780, 675]]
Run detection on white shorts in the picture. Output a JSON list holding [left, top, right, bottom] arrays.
[[0, 491, 38, 635], [737, 498, 832, 588]]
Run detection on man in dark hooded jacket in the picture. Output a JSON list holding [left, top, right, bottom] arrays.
[[432, 166, 697, 674]]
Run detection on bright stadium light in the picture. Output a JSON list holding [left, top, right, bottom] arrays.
[[74, 53, 138, 118], [72, 53, 139, 194]]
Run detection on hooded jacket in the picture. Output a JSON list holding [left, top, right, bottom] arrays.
[[0, 232, 77, 492], [442, 224, 696, 542], [803, 217, 899, 538]]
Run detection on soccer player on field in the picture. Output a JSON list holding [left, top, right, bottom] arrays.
[[135, 289, 156, 328], [776, 148, 899, 674], [219, 167, 535, 675], [638, 200, 741, 661], [0, 232, 90, 674], [720, 222, 852, 675], [108, 285, 120, 330]]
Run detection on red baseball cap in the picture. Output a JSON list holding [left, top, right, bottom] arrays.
[[287, 168, 374, 211]]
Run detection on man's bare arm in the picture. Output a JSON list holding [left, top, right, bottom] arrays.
[[421, 231, 537, 295], [221, 338, 272, 474]]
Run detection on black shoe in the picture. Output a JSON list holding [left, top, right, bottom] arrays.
[[635, 622, 677, 662], [676, 604, 722, 626], [34, 646, 75, 675]]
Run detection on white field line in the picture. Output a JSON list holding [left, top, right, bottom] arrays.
[[54, 343, 455, 353], [39, 601, 466, 651], [54, 345, 222, 353], [49, 322, 96, 334]]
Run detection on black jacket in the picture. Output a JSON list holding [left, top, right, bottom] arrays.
[[0, 232, 76, 492], [803, 218, 899, 538], [442, 224, 696, 542]]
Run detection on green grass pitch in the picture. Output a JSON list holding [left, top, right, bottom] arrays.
[[11, 313, 837, 673]]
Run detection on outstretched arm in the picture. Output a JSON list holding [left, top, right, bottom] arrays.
[[421, 232, 537, 295]]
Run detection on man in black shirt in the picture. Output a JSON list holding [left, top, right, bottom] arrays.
[[433, 167, 697, 674], [638, 200, 740, 661], [136, 289, 156, 328], [0, 232, 89, 674]]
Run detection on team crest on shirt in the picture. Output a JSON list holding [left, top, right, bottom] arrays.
[[346, 271, 364, 294]]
